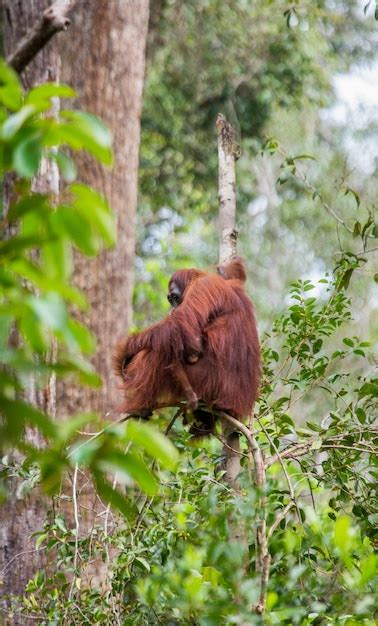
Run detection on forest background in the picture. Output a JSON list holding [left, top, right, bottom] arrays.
[[0, 1, 377, 624]]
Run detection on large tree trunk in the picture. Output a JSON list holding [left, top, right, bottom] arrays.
[[0, 1, 149, 616], [0, 0, 61, 612], [58, 0, 149, 417]]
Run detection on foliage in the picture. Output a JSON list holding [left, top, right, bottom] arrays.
[[13, 262, 377, 624], [137, 0, 377, 326], [0, 62, 178, 513], [142, 0, 368, 215]]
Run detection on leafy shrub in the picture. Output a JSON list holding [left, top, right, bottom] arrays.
[[0, 61, 177, 511]]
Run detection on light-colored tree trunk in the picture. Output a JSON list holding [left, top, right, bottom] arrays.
[[58, 0, 150, 418], [0, 0, 61, 612], [216, 114, 242, 487]]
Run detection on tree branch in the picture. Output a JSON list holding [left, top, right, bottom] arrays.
[[6, 0, 77, 74], [220, 412, 269, 613]]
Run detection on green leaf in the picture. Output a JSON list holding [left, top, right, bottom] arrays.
[[26, 83, 76, 105], [124, 420, 179, 470], [292, 154, 316, 161], [53, 205, 100, 256], [40, 453, 66, 495], [344, 187, 360, 208], [1, 104, 36, 139], [0, 234, 47, 258], [0, 84, 22, 110], [202, 566, 221, 585], [334, 515, 351, 552], [10, 258, 86, 309], [8, 194, 50, 222], [353, 221, 361, 237], [0, 60, 22, 110], [13, 133, 42, 178], [0, 396, 57, 439], [56, 413, 97, 443], [55, 516, 67, 533], [61, 110, 112, 149], [306, 421, 323, 433], [49, 150, 77, 182], [358, 380, 378, 399], [56, 412, 98, 442], [70, 438, 103, 466], [337, 268, 353, 291], [56, 110, 113, 164], [19, 312, 47, 353], [35, 533, 48, 549], [59, 355, 101, 387], [70, 183, 116, 247], [311, 438, 322, 451], [313, 339, 323, 354], [342, 338, 354, 347], [97, 450, 158, 496], [66, 319, 95, 353], [93, 473, 136, 519], [27, 293, 67, 332], [41, 238, 71, 282], [134, 557, 150, 572]]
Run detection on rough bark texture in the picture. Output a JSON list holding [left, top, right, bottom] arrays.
[[0, 0, 61, 612], [57, 0, 149, 418]]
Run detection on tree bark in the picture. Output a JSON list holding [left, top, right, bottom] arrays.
[[57, 0, 149, 418], [0, 0, 61, 613]]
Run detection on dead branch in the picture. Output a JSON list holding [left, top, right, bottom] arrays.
[[7, 0, 77, 74], [216, 113, 243, 486], [216, 113, 240, 264]]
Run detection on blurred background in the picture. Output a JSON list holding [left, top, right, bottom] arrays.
[[136, 0, 378, 342]]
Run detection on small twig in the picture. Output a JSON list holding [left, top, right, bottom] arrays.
[[133, 408, 184, 535], [0, 547, 45, 575], [267, 501, 295, 540], [257, 418, 303, 529], [68, 463, 80, 601], [321, 444, 377, 454], [7, 0, 77, 74], [164, 407, 184, 437], [66, 414, 127, 459], [265, 440, 314, 467]]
